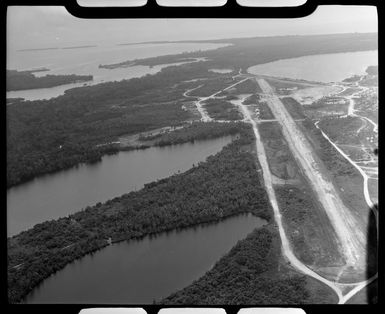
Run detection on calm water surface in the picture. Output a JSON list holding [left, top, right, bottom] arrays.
[[247, 50, 378, 82], [7, 136, 233, 236], [25, 213, 266, 304], [7, 43, 228, 100]]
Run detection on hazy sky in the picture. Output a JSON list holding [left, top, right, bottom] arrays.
[[7, 5, 377, 51], [78, 0, 147, 6]]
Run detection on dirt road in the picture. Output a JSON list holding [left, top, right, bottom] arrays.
[[257, 78, 366, 270], [315, 122, 378, 233], [234, 83, 346, 302], [184, 78, 251, 122], [232, 78, 376, 303]]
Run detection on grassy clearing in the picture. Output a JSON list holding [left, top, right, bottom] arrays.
[[258, 122, 299, 180], [138, 122, 243, 146], [188, 76, 241, 97], [266, 78, 310, 95], [281, 97, 307, 119], [244, 94, 275, 120], [203, 99, 243, 121], [275, 185, 344, 269], [303, 99, 349, 118], [257, 121, 344, 272], [298, 119, 370, 239], [227, 78, 262, 94], [318, 117, 366, 145]]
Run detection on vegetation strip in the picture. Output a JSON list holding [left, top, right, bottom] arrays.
[[6, 69, 93, 91], [8, 123, 271, 303], [162, 226, 338, 304]]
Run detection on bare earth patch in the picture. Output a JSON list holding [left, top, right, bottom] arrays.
[[290, 85, 342, 105]]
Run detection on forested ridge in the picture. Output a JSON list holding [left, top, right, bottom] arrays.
[[8, 123, 272, 303], [139, 122, 241, 146], [161, 225, 337, 304], [203, 99, 243, 121], [6, 62, 216, 188], [6, 69, 92, 91]]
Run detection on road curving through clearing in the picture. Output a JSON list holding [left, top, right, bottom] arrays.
[[236, 77, 377, 304]]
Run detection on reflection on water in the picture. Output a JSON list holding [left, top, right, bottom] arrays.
[[25, 213, 266, 304], [7, 136, 234, 236], [247, 50, 378, 83]]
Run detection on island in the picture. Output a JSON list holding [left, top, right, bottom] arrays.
[[6, 69, 93, 91]]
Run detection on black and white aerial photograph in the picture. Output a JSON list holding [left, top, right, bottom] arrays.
[[6, 0, 378, 306]]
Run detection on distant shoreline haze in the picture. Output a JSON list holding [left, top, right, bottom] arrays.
[[12, 32, 378, 53], [7, 5, 377, 51]]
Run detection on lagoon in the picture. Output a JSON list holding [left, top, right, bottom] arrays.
[[7, 136, 233, 236], [7, 42, 228, 100], [24, 213, 266, 304]]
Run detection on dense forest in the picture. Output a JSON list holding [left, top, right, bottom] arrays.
[[8, 124, 272, 303], [7, 62, 220, 188], [139, 121, 242, 146], [188, 76, 240, 97], [6, 69, 93, 91], [203, 99, 243, 121], [161, 225, 337, 304]]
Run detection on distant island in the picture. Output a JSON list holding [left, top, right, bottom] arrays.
[[61, 45, 97, 50], [99, 61, 136, 69], [17, 45, 97, 51], [99, 57, 200, 69], [17, 47, 60, 52], [7, 69, 93, 91], [24, 67, 50, 73]]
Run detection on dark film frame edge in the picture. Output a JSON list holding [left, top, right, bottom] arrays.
[[2, 0, 382, 313]]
